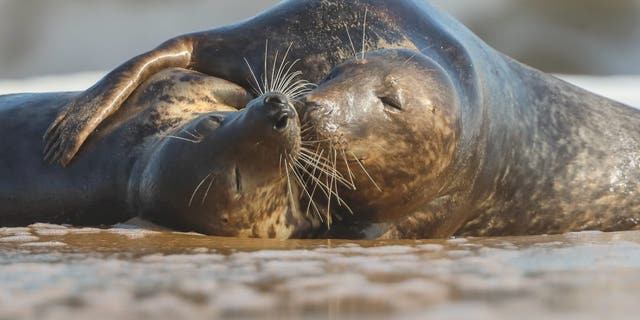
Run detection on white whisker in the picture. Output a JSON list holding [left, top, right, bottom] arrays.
[[274, 43, 295, 92], [189, 172, 213, 207], [344, 23, 358, 59], [201, 176, 215, 205], [244, 57, 264, 95], [351, 151, 382, 191], [162, 134, 203, 144], [361, 7, 368, 60], [263, 40, 270, 94]]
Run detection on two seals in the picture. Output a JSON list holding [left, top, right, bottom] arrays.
[[1, 68, 319, 238], [27, 0, 640, 238]]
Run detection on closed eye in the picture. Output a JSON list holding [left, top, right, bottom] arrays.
[[380, 96, 403, 112], [324, 71, 338, 82]]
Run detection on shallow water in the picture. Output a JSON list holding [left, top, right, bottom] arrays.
[[1, 225, 639, 320]]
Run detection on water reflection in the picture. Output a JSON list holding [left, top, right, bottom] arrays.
[[1, 224, 639, 319]]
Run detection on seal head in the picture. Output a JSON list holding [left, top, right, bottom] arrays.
[[302, 49, 462, 224], [137, 92, 311, 238]]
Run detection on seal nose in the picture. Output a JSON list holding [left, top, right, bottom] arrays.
[[264, 93, 294, 133], [264, 93, 287, 107]]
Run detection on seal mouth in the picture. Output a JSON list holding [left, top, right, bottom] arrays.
[[273, 112, 292, 132]]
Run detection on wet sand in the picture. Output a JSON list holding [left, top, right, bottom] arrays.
[[1, 224, 639, 319]]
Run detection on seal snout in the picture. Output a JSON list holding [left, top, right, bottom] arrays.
[[263, 92, 295, 133]]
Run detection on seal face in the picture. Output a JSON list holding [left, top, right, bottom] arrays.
[[301, 49, 462, 232], [138, 92, 315, 238]]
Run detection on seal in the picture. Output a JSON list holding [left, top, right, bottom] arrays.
[[1, 68, 320, 238], [43, 0, 449, 166], [302, 48, 640, 239], [37, 0, 640, 238]]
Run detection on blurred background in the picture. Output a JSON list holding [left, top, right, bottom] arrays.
[[1, 0, 640, 79]]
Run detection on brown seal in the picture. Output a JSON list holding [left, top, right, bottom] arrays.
[[301, 48, 640, 239], [1, 68, 320, 238]]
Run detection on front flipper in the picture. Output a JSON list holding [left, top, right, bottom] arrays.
[[43, 37, 194, 166]]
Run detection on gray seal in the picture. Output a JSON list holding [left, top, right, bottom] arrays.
[[1, 68, 319, 238], [302, 48, 640, 239]]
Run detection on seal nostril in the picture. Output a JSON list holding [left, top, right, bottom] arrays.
[[265, 94, 286, 106], [274, 113, 290, 132]]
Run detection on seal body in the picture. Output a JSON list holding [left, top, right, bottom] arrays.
[[44, 0, 468, 166], [1, 69, 318, 238], [303, 48, 640, 239], [37, 0, 640, 238]]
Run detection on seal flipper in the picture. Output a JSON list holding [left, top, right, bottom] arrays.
[[43, 36, 194, 167]]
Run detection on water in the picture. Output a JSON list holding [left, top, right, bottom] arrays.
[[1, 224, 639, 319]]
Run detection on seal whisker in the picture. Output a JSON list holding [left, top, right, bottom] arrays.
[[182, 129, 201, 140], [293, 157, 337, 201], [301, 125, 315, 134], [298, 155, 352, 188], [351, 151, 382, 192], [288, 158, 323, 220], [301, 138, 332, 144], [244, 57, 264, 95], [298, 147, 324, 189], [361, 7, 368, 60], [344, 23, 358, 59], [246, 76, 262, 96], [298, 151, 352, 186], [283, 157, 300, 220], [299, 148, 343, 174], [201, 176, 216, 205], [274, 43, 295, 93], [189, 172, 214, 207], [403, 45, 436, 66], [341, 149, 357, 190], [282, 80, 314, 96], [262, 40, 270, 94], [330, 147, 354, 214], [299, 145, 356, 223], [324, 155, 334, 224], [269, 49, 280, 93], [278, 70, 304, 94], [161, 134, 203, 144], [283, 81, 317, 96], [300, 148, 324, 219], [284, 80, 316, 93]]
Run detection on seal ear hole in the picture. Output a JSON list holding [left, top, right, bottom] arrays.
[[221, 215, 230, 224], [379, 96, 403, 112]]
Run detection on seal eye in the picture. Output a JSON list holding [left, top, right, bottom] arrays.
[[380, 96, 403, 112], [324, 70, 339, 82]]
